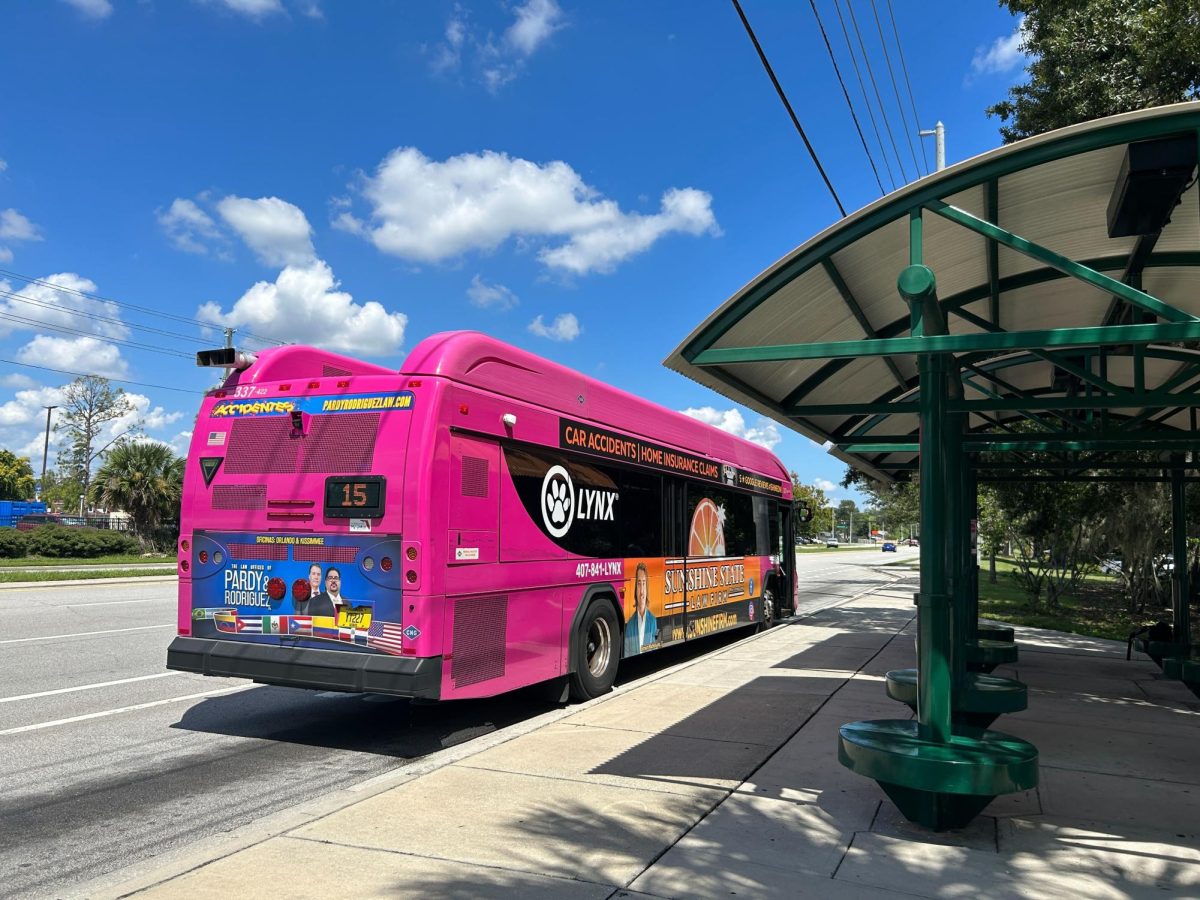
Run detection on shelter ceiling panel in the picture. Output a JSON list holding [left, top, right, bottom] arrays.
[[848, 411, 918, 439], [800, 355, 892, 410], [709, 359, 838, 405], [1155, 181, 1200, 252], [828, 218, 907, 328], [974, 358, 1048, 394], [998, 278, 1116, 333], [995, 146, 1135, 278], [921, 185, 991, 302], [710, 265, 867, 350], [1141, 268, 1200, 316]]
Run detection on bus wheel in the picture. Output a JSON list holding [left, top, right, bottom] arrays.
[[759, 590, 777, 631], [569, 599, 619, 701]]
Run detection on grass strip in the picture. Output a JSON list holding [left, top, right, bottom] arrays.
[[0, 555, 173, 567], [0, 568, 175, 583]]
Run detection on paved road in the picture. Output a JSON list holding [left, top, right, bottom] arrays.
[[0, 551, 907, 898]]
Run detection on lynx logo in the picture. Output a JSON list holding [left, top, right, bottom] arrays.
[[541, 465, 575, 538], [540, 465, 618, 539]]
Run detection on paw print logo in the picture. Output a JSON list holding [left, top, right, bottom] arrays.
[[540, 465, 575, 538]]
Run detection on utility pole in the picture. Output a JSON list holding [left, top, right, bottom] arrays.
[[40, 405, 56, 501], [919, 121, 946, 172], [224, 327, 236, 377]]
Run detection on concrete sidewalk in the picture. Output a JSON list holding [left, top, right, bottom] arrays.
[[88, 578, 1200, 899]]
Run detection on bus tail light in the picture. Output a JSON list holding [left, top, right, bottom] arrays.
[[180, 559, 189, 572], [267, 577, 286, 601], [381, 556, 393, 572], [199, 550, 208, 564], [181, 539, 190, 552], [405, 546, 417, 561], [292, 579, 311, 601], [406, 570, 417, 584]]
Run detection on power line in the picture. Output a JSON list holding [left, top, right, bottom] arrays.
[[0, 357, 202, 394], [0, 267, 285, 347], [885, 0, 931, 174], [806, 0, 885, 196], [0, 288, 213, 348], [843, 0, 909, 183], [0, 309, 195, 359], [730, 0, 847, 217], [832, 0, 896, 191], [868, 0, 922, 177]]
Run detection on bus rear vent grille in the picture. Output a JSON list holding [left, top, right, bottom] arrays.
[[293, 544, 361, 563], [323, 364, 352, 377], [225, 419, 300, 474], [224, 412, 380, 475], [228, 541, 288, 560], [212, 485, 266, 510], [301, 412, 380, 474], [451, 595, 507, 688], [461, 456, 489, 497]]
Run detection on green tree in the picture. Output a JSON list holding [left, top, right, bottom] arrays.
[[988, 0, 1200, 142], [0, 450, 35, 500], [789, 472, 828, 538], [40, 469, 86, 515], [844, 468, 920, 541], [57, 375, 137, 504], [89, 442, 183, 548]]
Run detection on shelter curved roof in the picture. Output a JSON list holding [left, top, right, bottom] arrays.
[[666, 103, 1200, 482]]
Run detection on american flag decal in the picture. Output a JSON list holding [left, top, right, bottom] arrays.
[[367, 621, 406, 656]]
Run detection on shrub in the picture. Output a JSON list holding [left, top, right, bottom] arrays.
[[24, 525, 138, 558], [0, 528, 29, 558]]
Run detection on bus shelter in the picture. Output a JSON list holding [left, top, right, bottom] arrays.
[[667, 102, 1200, 830]]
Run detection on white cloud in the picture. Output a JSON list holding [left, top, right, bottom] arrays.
[[680, 406, 782, 451], [971, 18, 1028, 76], [0, 209, 42, 242], [505, 0, 563, 56], [813, 478, 837, 493], [0, 385, 64, 428], [0, 159, 8, 173], [528, 312, 580, 342], [430, 0, 562, 90], [196, 259, 407, 357], [62, 0, 113, 19], [158, 198, 226, 256], [467, 274, 518, 310], [166, 430, 193, 457], [0, 248, 12, 265], [0, 272, 130, 341], [0, 373, 36, 389], [17, 336, 129, 379], [209, 0, 284, 19], [217, 195, 315, 267], [337, 147, 719, 275]]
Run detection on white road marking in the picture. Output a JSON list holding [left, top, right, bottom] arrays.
[[0, 624, 174, 645], [0, 672, 182, 704], [0, 684, 255, 736]]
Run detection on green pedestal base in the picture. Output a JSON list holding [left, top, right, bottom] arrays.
[[838, 719, 1039, 831], [1162, 656, 1200, 681], [885, 668, 1028, 729], [966, 638, 1018, 674]]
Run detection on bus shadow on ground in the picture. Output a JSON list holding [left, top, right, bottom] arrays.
[[170, 625, 762, 759]]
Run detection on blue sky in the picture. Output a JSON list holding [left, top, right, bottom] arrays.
[[0, 0, 1026, 505]]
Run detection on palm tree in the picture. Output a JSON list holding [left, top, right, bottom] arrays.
[[90, 441, 184, 548]]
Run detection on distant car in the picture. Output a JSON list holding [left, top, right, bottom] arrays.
[[1157, 555, 1175, 576], [825, 537, 840, 548], [16, 513, 63, 531], [904, 538, 919, 547], [882, 541, 897, 552], [1099, 558, 1123, 575]]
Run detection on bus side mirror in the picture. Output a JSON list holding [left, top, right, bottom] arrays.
[[793, 505, 812, 528]]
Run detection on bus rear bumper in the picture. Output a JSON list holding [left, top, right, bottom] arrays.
[[167, 636, 442, 699]]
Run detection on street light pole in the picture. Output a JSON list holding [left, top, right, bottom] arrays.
[[40, 405, 56, 500]]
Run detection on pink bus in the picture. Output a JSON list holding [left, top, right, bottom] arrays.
[[168, 332, 796, 702]]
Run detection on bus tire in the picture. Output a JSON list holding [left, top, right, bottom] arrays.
[[569, 598, 620, 701], [759, 589, 777, 631]]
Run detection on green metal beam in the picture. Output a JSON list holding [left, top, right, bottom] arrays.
[[924, 200, 1197, 324], [986, 179, 1000, 327], [691, 320, 1200, 366], [822, 259, 908, 390], [948, 390, 1200, 412]]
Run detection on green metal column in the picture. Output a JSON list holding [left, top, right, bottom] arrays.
[[1171, 460, 1191, 652], [946, 410, 966, 693], [901, 258, 954, 745]]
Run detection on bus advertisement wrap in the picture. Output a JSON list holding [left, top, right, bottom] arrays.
[[188, 531, 405, 654], [622, 555, 764, 657]]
